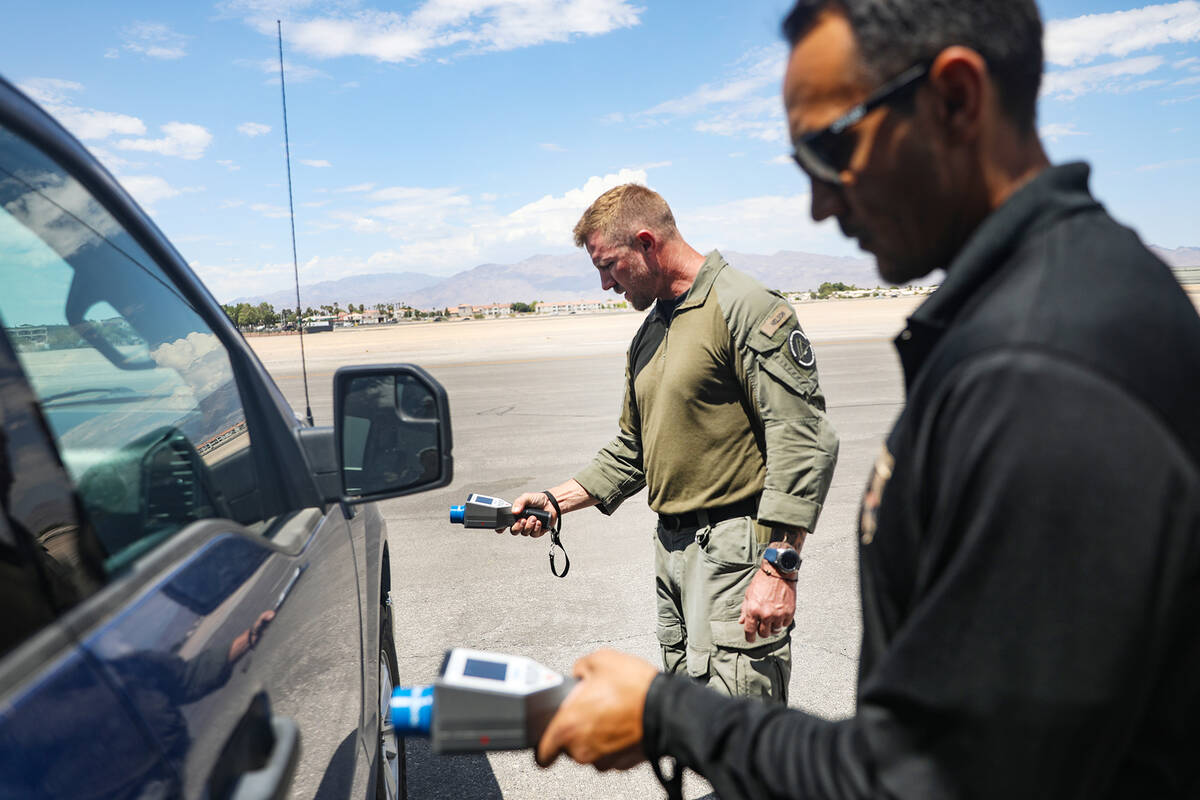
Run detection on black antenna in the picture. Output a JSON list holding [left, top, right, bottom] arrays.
[[277, 19, 314, 426]]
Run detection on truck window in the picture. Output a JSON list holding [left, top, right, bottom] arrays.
[[0, 124, 265, 575]]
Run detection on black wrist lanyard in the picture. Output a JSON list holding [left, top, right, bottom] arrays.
[[541, 490, 569, 578]]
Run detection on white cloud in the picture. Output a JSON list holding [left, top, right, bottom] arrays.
[[61, 108, 148, 140], [1042, 55, 1165, 100], [335, 182, 375, 193], [482, 168, 649, 247], [116, 122, 213, 159], [693, 95, 787, 143], [230, 0, 641, 63], [1175, 74, 1200, 84], [1136, 156, 1200, 171], [17, 78, 147, 140], [217, 159, 241, 171], [238, 121, 272, 136], [1162, 91, 1200, 103], [642, 48, 782, 117], [539, 142, 566, 152], [18, 77, 84, 105], [1039, 122, 1089, 142], [240, 57, 330, 83], [119, 21, 189, 60], [312, 167, 659, 269], [300, 158, 332, 167], [681, 193, 855, 257], [1045, 2, 1200, 67], [119, 175, 183, 207], [636, 47, 788, 143], [251, 203, 291, 218]]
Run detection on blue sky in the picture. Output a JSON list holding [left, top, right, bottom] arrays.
[[3, 0, 1199, 302]]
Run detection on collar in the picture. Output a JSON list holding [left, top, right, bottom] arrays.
[[675, 250, 727, 312], [895, 162, 1100, 389]]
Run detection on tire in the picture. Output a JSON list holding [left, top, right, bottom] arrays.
[[376, 590, 406, 800]]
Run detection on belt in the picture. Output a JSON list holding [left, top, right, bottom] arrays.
[[658, 496, 759, 532]]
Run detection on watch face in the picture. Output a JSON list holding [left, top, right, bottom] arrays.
[[766, 547, 800, 573], [778, 548, 801, 571]]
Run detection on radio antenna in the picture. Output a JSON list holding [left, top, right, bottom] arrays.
[[277, 19, 313, 426]]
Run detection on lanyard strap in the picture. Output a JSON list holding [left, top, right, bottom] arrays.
[[542, 490, 569, 578]]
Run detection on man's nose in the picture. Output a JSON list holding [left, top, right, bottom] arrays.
[[809, 178, 846, 222], [600, 273, 615, 291]]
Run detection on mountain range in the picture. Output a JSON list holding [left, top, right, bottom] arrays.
[[231, 250, 882, 309], [231, 244, 1200, 309]]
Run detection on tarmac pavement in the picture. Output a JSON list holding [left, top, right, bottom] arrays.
[[250, 297, 915, 799]]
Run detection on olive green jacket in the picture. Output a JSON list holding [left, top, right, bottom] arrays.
[[575, 251, 839, 532]]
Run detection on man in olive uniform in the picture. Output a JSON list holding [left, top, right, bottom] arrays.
[[504, 184, 838, 703]]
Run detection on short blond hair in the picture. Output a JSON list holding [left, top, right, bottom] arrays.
[[572, 184, 679, 249]]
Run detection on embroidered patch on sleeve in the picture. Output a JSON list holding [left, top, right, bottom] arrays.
[[758, 303, 791, 337]]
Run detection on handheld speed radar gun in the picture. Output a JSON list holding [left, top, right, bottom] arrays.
[[450, 493, 551, 529], [390, 648, 575, 753]]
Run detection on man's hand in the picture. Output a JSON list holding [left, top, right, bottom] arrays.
[[497, 480, 597, 537], [739, 564, 797, 643], [228, 610, 275, 662], [500, 492, 556, 537], [536, 649, 657, 771]]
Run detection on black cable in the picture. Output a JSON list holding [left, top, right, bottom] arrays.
[[277, 20, 313, 427]]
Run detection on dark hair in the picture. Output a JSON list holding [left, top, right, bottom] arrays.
[[782, 0, 1043, 131]]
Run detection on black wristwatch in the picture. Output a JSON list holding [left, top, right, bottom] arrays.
[[762, 546, 801, 577]]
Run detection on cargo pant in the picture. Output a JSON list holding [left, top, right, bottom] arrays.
[[654, 514, 791, 704]]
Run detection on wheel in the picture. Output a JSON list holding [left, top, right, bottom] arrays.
[[376, 590, 406, 800]]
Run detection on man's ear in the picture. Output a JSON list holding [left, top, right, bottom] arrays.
[[928, 46, 986, 144], [635, 230, 654, 252]]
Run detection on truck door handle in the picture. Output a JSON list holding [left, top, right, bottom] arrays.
[[209, 693, 300, 800], [230, 715, 300, 800]]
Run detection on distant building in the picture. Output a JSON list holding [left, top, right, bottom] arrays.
[[536, 299, 619, 315], [11, 325, 48, 350]]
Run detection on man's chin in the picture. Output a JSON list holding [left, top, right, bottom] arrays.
[[874, 253, 927, 287]]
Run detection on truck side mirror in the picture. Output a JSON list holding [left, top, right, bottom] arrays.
[[333, 364, 453, 503]]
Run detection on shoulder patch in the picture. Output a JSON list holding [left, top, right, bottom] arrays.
[[788, 329, 816, 368], [758, 303, 792, 337]]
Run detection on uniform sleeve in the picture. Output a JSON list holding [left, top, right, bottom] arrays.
[[573, 356, 645, 514], [734, 299, 838, 531], [642, 352, 1200, 799]]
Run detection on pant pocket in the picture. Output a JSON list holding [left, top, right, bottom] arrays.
[[655, 621, 687, 675], [710, 620, 790, 650]]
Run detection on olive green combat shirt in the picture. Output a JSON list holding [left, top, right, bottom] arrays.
[[574, 251, 839, 532]]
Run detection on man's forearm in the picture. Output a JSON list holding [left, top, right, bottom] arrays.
[[545, 479, 599, 515], [643, 672, 856, 800]]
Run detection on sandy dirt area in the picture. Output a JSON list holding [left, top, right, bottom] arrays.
[[248, 295, 925, 375]]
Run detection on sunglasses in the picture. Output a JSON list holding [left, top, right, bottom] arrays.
[[790, 61, 931, 186]]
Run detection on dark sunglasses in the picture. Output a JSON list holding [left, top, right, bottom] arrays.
[[790, 61, 931, 186]]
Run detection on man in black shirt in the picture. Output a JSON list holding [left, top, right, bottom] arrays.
[[532, 1, 1200, 798]]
